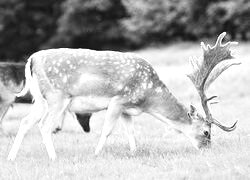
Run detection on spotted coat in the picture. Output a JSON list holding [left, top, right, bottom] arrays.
[[31, 48, 164, 106]]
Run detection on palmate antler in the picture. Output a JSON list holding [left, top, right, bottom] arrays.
[[188, 32, 240, 131]]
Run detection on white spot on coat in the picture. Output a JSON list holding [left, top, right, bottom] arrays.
[[148, 81, 153, 88], [142, 82, 147, 89], [155, 86, 162, 93], [54, 68, 59, 74], [63, 76, 68, 83]]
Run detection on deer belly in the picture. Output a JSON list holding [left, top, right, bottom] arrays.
[[69, 96, 111, 113], [68, 72, 119, 97]]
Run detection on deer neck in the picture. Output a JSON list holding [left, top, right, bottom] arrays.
[[147, 84, 190, 124]]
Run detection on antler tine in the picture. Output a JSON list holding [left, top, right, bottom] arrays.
[[188, 32, 240, 131], [215, 32, 239, 48], [212, 119, 237, 132], [215, 32, 226, 47], [205, 95, 217, 103]]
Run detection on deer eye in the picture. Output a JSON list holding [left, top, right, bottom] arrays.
[[203, 131, 209, 137]]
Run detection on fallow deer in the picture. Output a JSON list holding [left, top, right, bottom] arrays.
[[7, 32, 238, 161], [0, 62, 25, 134], [0, 62, 92, 134]]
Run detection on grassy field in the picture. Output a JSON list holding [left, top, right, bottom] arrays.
[[1, 39, 250, 179]]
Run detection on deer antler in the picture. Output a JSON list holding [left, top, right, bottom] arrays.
[[187, 32, 240, 131]]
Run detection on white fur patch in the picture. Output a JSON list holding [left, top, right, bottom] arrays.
[[155, 86, 162, 93], [148, 81, 153, 88], [142, 82, 147, 89], [63, 76, 68, 83], [69, 96, 110, 113], [79, 73, 101, 83]]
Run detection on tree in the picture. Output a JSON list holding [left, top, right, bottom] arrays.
[[0, 0, 63, 61], [121, 0, 191, 46], [46, 0, 128, 50]]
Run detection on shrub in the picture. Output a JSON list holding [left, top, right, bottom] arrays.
[[121, 0, 191, 46], [46, 0, 128, 50], [0, 0, 63, 60]]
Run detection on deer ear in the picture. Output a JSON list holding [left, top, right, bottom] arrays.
[[188, 105, 197, 118]]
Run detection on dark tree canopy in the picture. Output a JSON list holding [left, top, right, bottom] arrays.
[[45, 0, 128, 50], [0, 0, 249, 61], [0, 0, 63, 60]]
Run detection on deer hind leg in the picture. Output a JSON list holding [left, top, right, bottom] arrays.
[[38, 97, 70, 160], [0, 104, 11, 135], [7, 99, 47, 161], [121, 113, 136, 153], [95, 96, 124, 155], [0, 91, 15, 135], [52, 110, 68, 134]]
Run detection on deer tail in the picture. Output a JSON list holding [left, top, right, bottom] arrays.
[[15, 57, 33, 97]]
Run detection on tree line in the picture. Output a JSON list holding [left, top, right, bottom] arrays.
[[0, 0, 249, 61]]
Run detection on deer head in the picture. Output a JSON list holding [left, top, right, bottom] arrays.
[[186, 32, 239, 148]]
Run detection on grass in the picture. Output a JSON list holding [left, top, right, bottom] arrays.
[[1, 40, 250, 179]]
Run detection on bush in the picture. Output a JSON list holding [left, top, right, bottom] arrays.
[[187, 0, 250, 40], [0, 0, 63, 60], [1, 0, 250, 60], [121, 0, 191, 46], [206, 0, 250, 40], [46, 0, 128, 50]]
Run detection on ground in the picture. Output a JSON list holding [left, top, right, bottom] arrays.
[[0, 40, 250, 179]]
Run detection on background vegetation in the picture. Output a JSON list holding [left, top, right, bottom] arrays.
[[0, 0, 250, 60]]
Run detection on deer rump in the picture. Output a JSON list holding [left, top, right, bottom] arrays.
[[0, 62, 91, 134]]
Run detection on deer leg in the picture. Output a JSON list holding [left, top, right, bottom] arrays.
[[0, 104, 11, 135], [95, 96, 123, 155], [7, 100, 47, 161], [52, 110, 68, 134], [121, 113, 136, 153], [38, 99, 70, 160]]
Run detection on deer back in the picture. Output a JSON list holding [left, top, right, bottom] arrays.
[[31, 49, 162, 106]]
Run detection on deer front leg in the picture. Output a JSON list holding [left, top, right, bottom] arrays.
[[121, 113, 136, 153], [95, 96, 124, 155]]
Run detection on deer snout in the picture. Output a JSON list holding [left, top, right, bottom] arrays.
[[189, 134, 211, 150], [198, 141, 211, 149], [197, 136, 211, 149]]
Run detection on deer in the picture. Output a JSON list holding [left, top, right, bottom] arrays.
[[0, 62, 26, 134], [0, 62, 92, 135], [7, 32, 239, 161]]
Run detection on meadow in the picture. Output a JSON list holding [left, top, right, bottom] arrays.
[[0, 39, 250, 179]]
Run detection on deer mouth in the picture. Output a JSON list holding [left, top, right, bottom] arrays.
[[198, 139, 211, 149], [192, 134, 211, 149]]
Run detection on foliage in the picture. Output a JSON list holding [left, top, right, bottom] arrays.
[[121, 0, 191, 46], [206, 0, 250, 40], [0, 0, 250, 60], [0, 0, 63, 60], [45, 0, 128, 50]]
